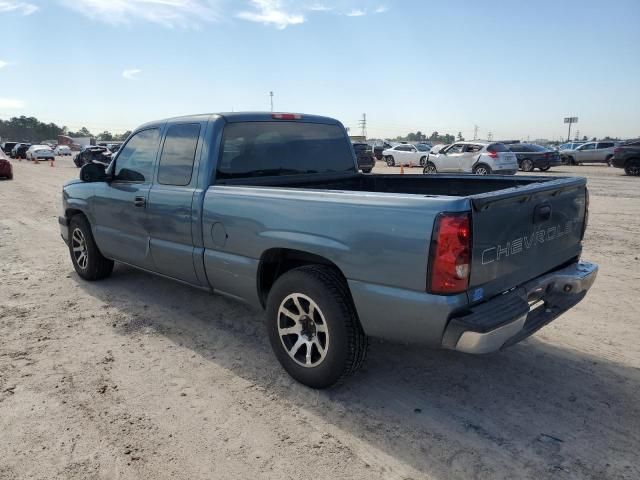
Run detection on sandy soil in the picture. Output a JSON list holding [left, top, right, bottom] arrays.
[[1, 158, 639, 480]]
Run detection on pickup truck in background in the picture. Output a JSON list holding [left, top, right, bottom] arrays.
[[611, 140, 640, 176], [60, 112, 598, 388]]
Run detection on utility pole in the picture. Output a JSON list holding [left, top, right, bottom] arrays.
[[487, 131, 493, 141], [358, 113, 367, 138], [564, 116, 578, 141], [575, 129, 580, 141], [269, 91, 274, 112], [473, 125, 479, 140]]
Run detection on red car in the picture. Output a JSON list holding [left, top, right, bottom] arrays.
[[0, 150, 13, 180]]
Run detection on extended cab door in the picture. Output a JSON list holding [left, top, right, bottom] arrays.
[[92, 128, 161, 269], [146, 122, 205, 286]]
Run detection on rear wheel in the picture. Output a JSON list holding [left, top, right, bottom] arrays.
[[362, 168, 372, 174], [68, 215, 114, 281], [385, 156, 395, 167], [423, 162, 437, 174], [266, 265, 368, 389], [539, 165, 551, 172], [419, 156, 427, 167], [606, 155, 613, 167], [521, 159, 534, 172], [473, 164, 491, 175]]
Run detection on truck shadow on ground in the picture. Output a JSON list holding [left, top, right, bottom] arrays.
[[77, 264, 640, 479]]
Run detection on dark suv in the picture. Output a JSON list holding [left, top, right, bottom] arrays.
[[73, 146, 112, 168], [352, 143, 375, 173], [611, 140, 640, 176], [1, 141, 19, 155], [11, 143, 31, 159]]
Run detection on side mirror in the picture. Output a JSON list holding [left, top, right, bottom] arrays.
[[80, 162, 107, 182]]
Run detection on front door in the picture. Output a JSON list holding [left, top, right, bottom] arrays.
[[438, 143, 465, 172], [459, 144, 483, 172], [92, 127, 162, 269]]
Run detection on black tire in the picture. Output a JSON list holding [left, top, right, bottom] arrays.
[[68, 215, 114, 281], [473, 164, 491, 175], [362, 168, 372, 174], [386, 156, 395, 167], [423, 161, 437, 174], [419, 156, 427, 167], [605, 155, 613, 167], [521, 158, 534, 172], [624, 161, 640, 176], [266, 265, 368, 389], [539, 165, 551, 172], [567, 156, 576, 166]]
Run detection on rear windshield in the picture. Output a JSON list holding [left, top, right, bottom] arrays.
[[487, 143, 508, 153], [352, 143, 371, 152], [217, 121, 355, 180], [510, 144, 547, 152]]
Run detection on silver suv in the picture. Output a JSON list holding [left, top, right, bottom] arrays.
[[424, 141, 518, 175], [561, 141, 619, 165]]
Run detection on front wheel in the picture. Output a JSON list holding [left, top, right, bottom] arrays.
[[361, 168, 372, 174], [473, 164, 491, 175], [419, 156, 427, 167], [68, 215, 114, 281], [423, 162, 437, 174], [385, 156, 395, 167], [539, 165, 551, 172], [625, 162, 640, 176], [266, 265, 368, 389]]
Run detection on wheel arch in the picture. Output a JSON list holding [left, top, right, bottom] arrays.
[[257, 248, 349, 308]]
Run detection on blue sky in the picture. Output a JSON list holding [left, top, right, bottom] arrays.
[[1, 0, 639, 140]]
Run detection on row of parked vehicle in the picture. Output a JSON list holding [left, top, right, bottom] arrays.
[[0, 141, 119, 167]]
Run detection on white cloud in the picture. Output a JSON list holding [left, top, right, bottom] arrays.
[[0, 1, 38, 15], [122, 68, 142, 80], [374, 6, 388, 13], [59, 0, 221, 28], [237, 0, 304, 29], [308, 3, 331, 11], [0, 60, 8, 69], [346, 8, 365, 16], [0, 98, 25, 109]]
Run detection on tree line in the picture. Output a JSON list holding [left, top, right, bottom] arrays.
[[0, 116, 131, 143], [394, 131, 463, 144]]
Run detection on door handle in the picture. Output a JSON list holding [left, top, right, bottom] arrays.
[[134, 196, 146, 208]]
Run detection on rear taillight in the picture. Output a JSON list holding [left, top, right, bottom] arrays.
[[581, 188, 589, 240], [272, 113, 302, 120], [428, 213, 472, 294], [487, 151, 498, 158]]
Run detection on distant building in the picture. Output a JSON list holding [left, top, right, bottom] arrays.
[[58, 135, 95, 150]]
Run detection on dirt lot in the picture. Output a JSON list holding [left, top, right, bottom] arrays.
[[1, 158, 639, 480]]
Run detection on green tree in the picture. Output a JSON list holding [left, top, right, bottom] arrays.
[[99, 131, 114, 141], [457, 131, 464, 141]]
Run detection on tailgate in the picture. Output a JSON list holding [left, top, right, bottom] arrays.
[[469, 177, 587, 299]]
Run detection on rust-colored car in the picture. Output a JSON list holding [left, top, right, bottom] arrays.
[[0, 150, 13, 179]]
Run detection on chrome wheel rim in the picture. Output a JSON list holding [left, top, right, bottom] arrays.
[[424, 164, 436, 174], [71, 227, 88, 270], [523, 160, 533, 171], [475, 167, 489, 175], [277, 293, 329, 368]]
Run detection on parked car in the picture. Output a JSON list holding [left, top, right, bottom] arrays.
[[352, 142, 375, 173], [508, 143, 562, 172], [424, 141, 518, 175], [557, 142, 585, 151], [60, 111, 597, 388], [0, 149, 12, 180], [561, 141, 619, 165], [611, 139, 640, 176], [382, 144, 428, 167], [26, 145, 55, 161], [73, 146, 112, 168], [54, 145, 73, 156], [1, 141, 19, 155], [373, 141, 393, 160], [11, 143, 31, 159]]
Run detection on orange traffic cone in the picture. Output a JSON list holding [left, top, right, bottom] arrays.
[[400, 165, 405, 174]]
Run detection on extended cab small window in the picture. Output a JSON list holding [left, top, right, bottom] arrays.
[[114, 128, 160, 182], [158, 123, 201, 186]]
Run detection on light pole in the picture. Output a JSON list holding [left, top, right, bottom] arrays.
[[270, 91, 274, 112]]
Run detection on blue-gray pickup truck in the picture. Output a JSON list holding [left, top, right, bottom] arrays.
[[60, 112, 598, 388]]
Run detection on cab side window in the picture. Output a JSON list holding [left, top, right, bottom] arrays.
[[446, 144, 464, 154], [114, 128, 160, 182]]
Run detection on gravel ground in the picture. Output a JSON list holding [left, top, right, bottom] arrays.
[[1, 157, 639, 480]]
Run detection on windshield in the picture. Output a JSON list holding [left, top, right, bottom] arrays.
[[217, 121, 355, 181]]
